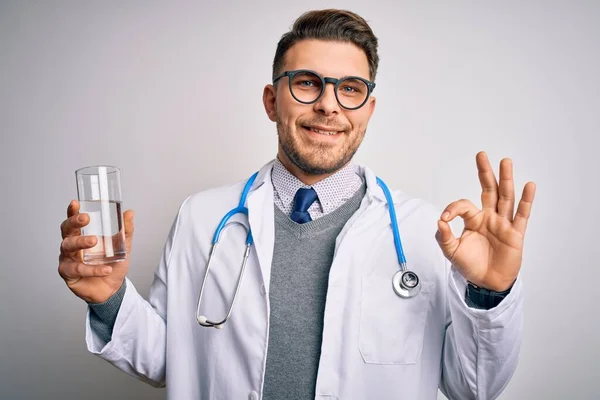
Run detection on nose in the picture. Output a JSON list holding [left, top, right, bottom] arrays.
[[313, 82, 340, 116]]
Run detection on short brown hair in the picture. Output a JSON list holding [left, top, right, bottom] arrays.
[[272, 9, 379, 81]]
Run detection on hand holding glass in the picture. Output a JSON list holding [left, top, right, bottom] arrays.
[[76, 166, 127, 264]]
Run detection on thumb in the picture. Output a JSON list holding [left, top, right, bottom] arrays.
[[123, 210, 135, 253], [436, 219, 459, 260]]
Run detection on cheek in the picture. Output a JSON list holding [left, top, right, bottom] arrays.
[[346, 113, 369, 132], [277, 101, 304, 126], [276, 87, 296, 113]]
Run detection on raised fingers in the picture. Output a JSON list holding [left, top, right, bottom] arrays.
[[476, 151, 499, 210], [513, 181, 536, 234], [497, 158, 515, 220]]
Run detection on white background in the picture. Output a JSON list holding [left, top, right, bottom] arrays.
[[1, 1, 598, 399]]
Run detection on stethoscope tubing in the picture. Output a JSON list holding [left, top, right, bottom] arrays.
[[375, 177, 407, 270], [197, 172, 420, 328], [211, 171, 259, 245]]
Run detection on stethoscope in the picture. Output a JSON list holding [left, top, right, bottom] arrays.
[[196, 172, 420, 329]]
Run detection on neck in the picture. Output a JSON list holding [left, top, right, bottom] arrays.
[[276, 151, 343, 186]]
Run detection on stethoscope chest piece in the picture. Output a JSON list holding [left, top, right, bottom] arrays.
[[392, 270, 421, 298]]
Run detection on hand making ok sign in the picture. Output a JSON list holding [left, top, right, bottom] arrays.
[[436, 151, 536, 292]]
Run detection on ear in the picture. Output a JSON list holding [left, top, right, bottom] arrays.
[[366, 95, 376, 119], [263, 84, 277, 122]]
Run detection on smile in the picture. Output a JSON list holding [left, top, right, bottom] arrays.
[[304, 126, 344, 136]]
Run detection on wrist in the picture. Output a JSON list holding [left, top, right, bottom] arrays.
[[83, 279, 126, 304], [87, 279, 127, 305], [469, 278, 516, 293]]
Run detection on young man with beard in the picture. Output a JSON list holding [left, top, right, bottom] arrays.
[[58, 9, 536, 399]]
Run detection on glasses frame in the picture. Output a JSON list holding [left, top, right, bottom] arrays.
[[273, 69, 376, 111]]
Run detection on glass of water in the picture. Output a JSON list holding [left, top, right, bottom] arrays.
[[75, 166, 127, 265]]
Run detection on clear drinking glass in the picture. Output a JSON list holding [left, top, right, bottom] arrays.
[[75, 166, 127, 265]]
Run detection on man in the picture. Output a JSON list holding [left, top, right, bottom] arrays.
[[58, 9, 536, 399]]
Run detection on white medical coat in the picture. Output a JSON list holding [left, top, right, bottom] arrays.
[[86, 160, 523, 399]]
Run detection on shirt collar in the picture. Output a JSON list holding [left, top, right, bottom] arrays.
[[271, 157, 362, 214], [249, 158, 398, 206]]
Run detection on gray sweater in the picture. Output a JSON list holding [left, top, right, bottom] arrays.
[[261, 183, 365, 399]]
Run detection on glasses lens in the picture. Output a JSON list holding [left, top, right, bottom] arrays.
[[336, 78, 369, 109], [290, 71, 323, 103]]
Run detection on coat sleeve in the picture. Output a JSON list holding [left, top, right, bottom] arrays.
[[84, 198, 188, 387], [439, 260, 524, 400]]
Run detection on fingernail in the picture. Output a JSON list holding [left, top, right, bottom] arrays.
[[103, 267, 112, 274], [77, 215, 85, 223], [442, 211, 450, 220]]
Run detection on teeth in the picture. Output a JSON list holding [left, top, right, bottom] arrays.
[[310, 127, 339, 135]]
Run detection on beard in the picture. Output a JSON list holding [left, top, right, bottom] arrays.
[[276, 116, 366, 175]]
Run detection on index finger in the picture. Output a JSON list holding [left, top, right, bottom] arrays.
[[61, 200, 83, 239], [477, 151, 499, 210], [67, 200, 80, 218]]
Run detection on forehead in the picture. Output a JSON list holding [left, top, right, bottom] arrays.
[[283, 39, 370, 79]]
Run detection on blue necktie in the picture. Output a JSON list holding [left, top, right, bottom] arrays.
[[290, 187, 318, 224]]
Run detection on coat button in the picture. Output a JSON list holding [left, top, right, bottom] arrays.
[[248, 391, 259, 400]]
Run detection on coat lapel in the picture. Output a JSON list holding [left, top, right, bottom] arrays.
[[246, 160, 276, 293]]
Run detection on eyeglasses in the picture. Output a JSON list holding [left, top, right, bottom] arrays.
[[273, 69, 376, 110]]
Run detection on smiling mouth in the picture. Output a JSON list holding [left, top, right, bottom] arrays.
[[303, 126, 344, 136]]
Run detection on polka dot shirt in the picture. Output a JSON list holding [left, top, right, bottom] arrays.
[[271, 158, 364, 220]]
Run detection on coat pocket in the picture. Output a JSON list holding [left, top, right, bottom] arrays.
[[359, 276, 433, 365]]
